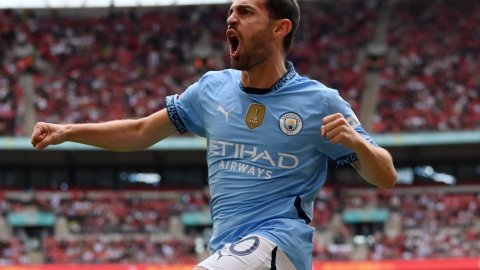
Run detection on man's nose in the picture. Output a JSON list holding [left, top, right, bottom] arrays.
[[227, 14, 238, 28]]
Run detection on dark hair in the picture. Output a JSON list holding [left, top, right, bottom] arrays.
[[265, 0, 301, 53]]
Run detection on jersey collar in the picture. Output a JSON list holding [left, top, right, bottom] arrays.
[[240, 61, 297, 95]]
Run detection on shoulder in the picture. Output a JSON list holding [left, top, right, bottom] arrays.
[[286, 74, 352, 116], [290, 74, 341, 99], [197, 69, 241, 89]]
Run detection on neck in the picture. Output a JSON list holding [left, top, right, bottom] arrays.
[[241, 57, 288, 89]]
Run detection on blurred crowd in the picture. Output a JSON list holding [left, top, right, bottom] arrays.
[[0, 190, 209, 264], [1, 0, 480, 265], [311, 187, 480, 261], [374, 0, 480, 132], [3, 0, 478, 136], [42, 236, 196, 264], [1, 186, 479, 263], [0, 239, 27, 265], [289, 0, 377, 113], [0, 6, 226, 136], [37, 195, 180, 234]]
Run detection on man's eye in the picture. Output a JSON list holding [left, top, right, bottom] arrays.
[[240, 9, 252, 15]]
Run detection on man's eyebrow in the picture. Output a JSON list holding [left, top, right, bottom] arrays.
[[228, 4, 255, 15]]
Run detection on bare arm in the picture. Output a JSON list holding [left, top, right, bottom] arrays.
[[321, 113, 397, 189], [31, 108, 178, 151]]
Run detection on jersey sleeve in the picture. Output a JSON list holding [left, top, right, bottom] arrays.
[[319, 90, 378, 167], [165, 80, 206, 137]]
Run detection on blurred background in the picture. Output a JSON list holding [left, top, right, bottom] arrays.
[[0, 0, 479, 269]]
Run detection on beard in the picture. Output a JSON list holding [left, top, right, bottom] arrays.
[[230, 27, 273, 71]]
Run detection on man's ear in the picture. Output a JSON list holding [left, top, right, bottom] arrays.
[[273, 19, 293, 38]]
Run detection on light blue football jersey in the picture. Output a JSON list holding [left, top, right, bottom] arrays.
[[166, 62, 376, 270]]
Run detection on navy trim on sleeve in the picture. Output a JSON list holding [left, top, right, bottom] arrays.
[[166, 95, 188, 134], [335, 153, 359, 168]]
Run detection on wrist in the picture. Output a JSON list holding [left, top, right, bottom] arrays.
[[350, 135, 370, 155], [63, 124, 74, 142]]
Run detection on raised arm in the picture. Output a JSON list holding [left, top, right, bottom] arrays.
[[31, 108, 178, 151], [321, 113, 397, 189]]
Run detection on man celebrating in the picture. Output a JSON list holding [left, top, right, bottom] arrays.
[[32, 0, 396, 269]]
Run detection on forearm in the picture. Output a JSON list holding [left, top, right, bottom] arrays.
[[32, 109, 177, 151], [352, 141, 397, 189], [64, 119, 149, 151]]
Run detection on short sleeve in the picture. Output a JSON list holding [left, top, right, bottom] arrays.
[[165, 81, 206, 137]]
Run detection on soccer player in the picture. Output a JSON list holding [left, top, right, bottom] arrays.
[[31, 0, 397, 269]]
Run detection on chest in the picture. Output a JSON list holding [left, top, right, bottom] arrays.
[[203, 89, 322, 150]]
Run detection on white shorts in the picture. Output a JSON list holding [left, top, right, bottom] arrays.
[[197, 235, 296, 270]]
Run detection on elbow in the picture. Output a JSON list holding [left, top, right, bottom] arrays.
[[367, 168, 397, 189], [380, 180, 396, 190], [132, 118, 157, 150], [379, 169, 397, 189], [360, 164, 397, 189]]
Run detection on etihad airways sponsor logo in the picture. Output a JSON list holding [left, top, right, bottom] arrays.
[[209, 140, 300, 179], [210, 140, 299, 169], [219, 160, 273, 179]]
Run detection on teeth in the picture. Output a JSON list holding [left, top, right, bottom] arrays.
[[228, 33, 236, 40]]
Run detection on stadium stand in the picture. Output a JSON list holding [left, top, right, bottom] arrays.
[[375, 0, 480, 133], [0, 239, 28, 264], [2, 1, 479, 135], [0, 190, 209, 263], [1, 185, 480, 264], [0, 0, 480, 267], [42, 236, 196, 264], [311, 186, 480, 261]]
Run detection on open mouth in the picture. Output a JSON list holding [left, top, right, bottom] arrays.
[[226, 29, 240, 57]]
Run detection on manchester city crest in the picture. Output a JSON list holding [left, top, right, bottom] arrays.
[[279, 112, 303, 136]]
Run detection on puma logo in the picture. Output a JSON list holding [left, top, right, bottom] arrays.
[[216, 250, 233, 261], [217, 105, 234, 122]]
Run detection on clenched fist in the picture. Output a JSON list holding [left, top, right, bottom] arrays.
[[31, 122, 67, 150], [321, 113, 362, 149]]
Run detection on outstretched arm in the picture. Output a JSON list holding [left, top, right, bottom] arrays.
[[31, 108, 178, 151], [322, 113, 397, 189]]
